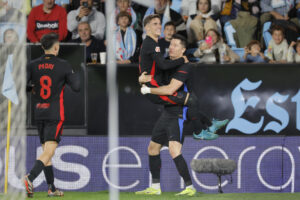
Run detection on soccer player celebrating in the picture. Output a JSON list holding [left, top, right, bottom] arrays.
[[139, 14, 227, 140], [136, 34, 198, 196], [24, 33, 80, 198]]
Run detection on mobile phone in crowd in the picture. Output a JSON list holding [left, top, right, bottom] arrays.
[[205, 36, 212, 46], [82, 2, 88, 8]]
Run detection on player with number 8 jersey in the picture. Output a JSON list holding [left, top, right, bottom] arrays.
[[25, 33, 80, 198]]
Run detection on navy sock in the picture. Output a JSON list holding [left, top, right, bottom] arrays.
[[149, 155, 161, 184], [44, 165, 56, 192], [173, 154, 192, 186], [28, 160, 45, 182]]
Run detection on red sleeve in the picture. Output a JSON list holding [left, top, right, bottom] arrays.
[[58, 7, 68, 41], [27, 8, 39, 43]]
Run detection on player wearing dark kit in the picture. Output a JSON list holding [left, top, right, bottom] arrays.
[[24, 33, 80, 198], [139, 14, 190, 106], [136, 35, 196, 196]]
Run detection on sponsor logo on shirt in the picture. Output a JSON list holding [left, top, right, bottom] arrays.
[[36, 21, 59, 30]]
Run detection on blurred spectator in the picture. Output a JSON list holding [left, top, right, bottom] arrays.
[[187, 0, 219, 44], [32, 0, 70, 9], [220, 0, 260, 26], [3, 28, 19, 44], [72, 21, 106, 63], [243, 40, 268, 63], [68, 0, 106, 40], [115, 11, 137, 64], [114, 0, 137, 28], [158, 21, 176, 57], [5, 0, 32, 15], [230, 11, 258, 48], [287, 40, 300, 63], [0, 0, 25, 22], [181, 0, 222, 21], [144, 0, 186, 37], [267, 25, 288, 63], [27, 0, 67, 42], [193, 28, 240, 63], [260, 0, 300, 28]]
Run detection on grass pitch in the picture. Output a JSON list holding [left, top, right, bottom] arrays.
[[23, 191, 300, 200], [1, 191, 300, 200]]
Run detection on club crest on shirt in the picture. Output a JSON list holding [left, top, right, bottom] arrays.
[[155, 46, 160, 52]]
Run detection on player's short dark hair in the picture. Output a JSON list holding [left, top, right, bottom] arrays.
[[164, 21, 176, 30], [116, 11, 132, 26], [172, 34, 187, 49], [270, 25, 285, 35], [40, 33, 59, 50], [143, 14, 160, 27]]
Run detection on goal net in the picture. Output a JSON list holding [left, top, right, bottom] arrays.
[[0, 1, 27, 199]]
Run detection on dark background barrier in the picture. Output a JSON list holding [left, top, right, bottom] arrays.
[[26, 44, 300, 136]]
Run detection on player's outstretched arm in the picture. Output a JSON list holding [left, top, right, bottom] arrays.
[[141, 78, 183, 96], [152, 51, 185, 70]]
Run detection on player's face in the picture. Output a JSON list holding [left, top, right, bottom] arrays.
[[146, 18, 161, 38], [198, 0, 209, 14], [78, 23, 91, 42], [43, 0, 55, 9], [117, 0, 129, 12], [169, 39, 185, 59], [164, 25, 175, 41], [118, 16, 130, 28]]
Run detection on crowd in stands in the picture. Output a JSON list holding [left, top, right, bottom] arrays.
[[1, 0, 300, 64]]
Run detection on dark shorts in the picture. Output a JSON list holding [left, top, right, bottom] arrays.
[[151, 109, 190, 146], [37, 120, 64, 144]]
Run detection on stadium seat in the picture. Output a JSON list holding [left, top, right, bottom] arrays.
[[224, 21, 237, 48], [262, 21, 272, 48]]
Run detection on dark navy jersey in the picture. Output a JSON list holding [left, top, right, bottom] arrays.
[[164, 63, 194, 115], [139, 36, 184, 86], [27, 54, 80, 121]]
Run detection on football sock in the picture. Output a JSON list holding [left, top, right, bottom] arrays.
[[44, 165, 56, 192], [149, 155, 161, 184], [28, 160, 45, 182], [151, 183, 161, 190], [173, 154, 192, 186]]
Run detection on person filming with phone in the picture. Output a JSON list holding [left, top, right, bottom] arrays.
[[67, 0, 106, 40], [193, 29, 239, 64]]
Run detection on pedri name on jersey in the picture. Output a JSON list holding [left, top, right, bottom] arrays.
[[39, 63, 54, 70], [36, 20, 59, 30]]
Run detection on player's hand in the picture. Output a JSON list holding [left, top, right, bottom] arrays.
[[139, 72, 152, 83], [141, 84, 151, 95]]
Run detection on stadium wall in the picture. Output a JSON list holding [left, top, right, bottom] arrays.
[[1, 135, 300, 193]]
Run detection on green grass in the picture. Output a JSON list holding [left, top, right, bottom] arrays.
[[1, 192, 300, 200]]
